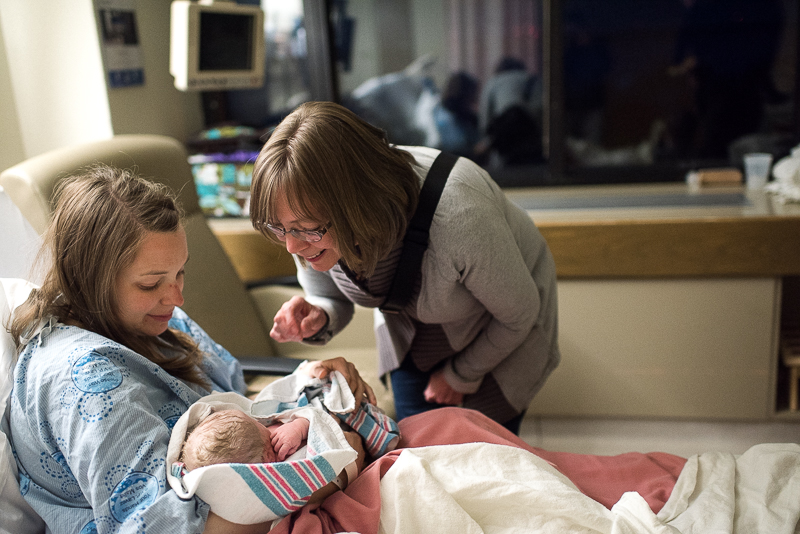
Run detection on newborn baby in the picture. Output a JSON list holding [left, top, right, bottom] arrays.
[[181, 409, 311, 470], [167, 368, 401, 524]]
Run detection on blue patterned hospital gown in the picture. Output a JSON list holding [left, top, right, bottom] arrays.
[[9, 308, 246, 534]]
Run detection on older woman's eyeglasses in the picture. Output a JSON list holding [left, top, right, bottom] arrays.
[[264, 222, 330, 243]]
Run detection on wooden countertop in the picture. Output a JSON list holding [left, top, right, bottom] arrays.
[[210, 184, 800, 281], [504, 183, 800, 278]]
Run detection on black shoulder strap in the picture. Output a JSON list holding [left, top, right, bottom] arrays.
[[380, 151, 459, 314]]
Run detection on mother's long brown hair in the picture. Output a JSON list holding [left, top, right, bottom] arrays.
[[10, 164, 207, 386]]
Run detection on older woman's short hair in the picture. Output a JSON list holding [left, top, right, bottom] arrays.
[[250, 101, 419, 278]]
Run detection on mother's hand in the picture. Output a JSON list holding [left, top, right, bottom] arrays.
[[343, 430, 366, 474], [301, 357, 376, 405]]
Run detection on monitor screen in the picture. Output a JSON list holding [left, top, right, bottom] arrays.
[[199, 12, 254, 72], [170, 0, 265, 91]]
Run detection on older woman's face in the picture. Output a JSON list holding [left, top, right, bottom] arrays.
[[273, 196, 341, 272], [114, 227, 188, 337]]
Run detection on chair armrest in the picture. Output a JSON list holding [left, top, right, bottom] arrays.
[[237, 355, 305, 375]]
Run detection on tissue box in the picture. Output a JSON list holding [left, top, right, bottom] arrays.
[[686, 168, 743, 187]]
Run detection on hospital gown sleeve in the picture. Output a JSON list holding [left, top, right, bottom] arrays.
[[14, 345, 211, 533], [11, 311, 247, 534]]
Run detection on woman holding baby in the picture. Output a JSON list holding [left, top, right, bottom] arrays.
[[6, 165, 371, 533]]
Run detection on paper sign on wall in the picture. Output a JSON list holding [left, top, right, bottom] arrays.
[[96, 0, 145, 88]]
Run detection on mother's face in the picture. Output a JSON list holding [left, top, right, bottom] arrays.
[[114, 227, 189, 337]]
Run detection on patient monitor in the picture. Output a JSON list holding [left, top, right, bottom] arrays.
[[170, 0, 265, 91]]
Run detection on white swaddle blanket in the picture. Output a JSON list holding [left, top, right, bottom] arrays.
[[166, 370, 360, 525]]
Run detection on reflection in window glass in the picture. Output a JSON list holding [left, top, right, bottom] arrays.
[[561, 0, 797, 181], [223, 1, 312, 128], [263, 0, 311, 112], [330, 0, 547, 186], [330, 0, 798, 186]]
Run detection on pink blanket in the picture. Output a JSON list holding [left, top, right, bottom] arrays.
[[271, 408, 686, 534]]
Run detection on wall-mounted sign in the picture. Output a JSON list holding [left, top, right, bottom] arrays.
[[97, 0, 144, 88]]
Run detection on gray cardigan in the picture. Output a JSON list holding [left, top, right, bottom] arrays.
[[297, 147, 560, 413]]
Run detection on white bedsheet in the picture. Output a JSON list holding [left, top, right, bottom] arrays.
[[657, 443, 800, 534], [378, 442, 800, 534]]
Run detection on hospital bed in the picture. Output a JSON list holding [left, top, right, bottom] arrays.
[[2, 137, 800, 534]]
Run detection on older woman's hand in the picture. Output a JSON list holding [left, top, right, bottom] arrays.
[[424, 370, 464, 406], [301, 357, 377, 406], [270, 295, 328, 343]]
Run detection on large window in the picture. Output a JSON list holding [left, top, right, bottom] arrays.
[[330, 0, 799, 187]]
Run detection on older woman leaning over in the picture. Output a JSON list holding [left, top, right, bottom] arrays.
[[250, 101, 560, 435], [7, 164, 371, 534]]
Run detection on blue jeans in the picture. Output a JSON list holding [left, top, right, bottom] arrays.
[[389, 356, 525, 435], [389, 356, 450, 421]]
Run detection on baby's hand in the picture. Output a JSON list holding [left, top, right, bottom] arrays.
[[270, 418, 310, 461]]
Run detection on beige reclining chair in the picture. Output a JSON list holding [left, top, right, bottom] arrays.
[[0, 135, 385, 403]]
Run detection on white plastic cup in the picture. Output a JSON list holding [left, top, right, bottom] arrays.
[[743, 153, 773, 190]]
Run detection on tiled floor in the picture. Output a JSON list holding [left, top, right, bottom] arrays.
[[519, 416, 800, 458]]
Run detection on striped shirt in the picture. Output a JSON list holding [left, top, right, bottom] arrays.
[[328, 231, 518, 423]]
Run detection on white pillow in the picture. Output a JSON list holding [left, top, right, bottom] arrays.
[[1, 278, 45, 534], [0, 187, 42, 283]]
